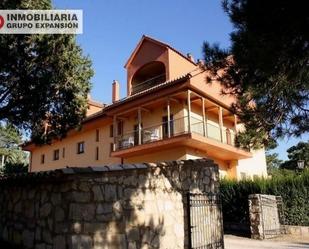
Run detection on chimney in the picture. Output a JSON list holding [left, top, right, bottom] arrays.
[[187, 53, 195, 63], [112, 80, 120, 103]]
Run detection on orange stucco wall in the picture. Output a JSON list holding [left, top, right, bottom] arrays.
[[167, 49, 196, 79], [123, 147, 187, 164], [126, 40, 169, 96], [86, 104, 102, 117], [189, 69, 237, 108], [31, 123, 120, 172]]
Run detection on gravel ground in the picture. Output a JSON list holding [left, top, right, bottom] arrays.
[[225, 234, 309, 249]]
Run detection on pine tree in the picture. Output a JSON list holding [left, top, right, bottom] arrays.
[[203, 0, 309, 148], [0, 0, 93, 143]]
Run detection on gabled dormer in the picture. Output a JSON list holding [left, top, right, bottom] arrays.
[[125, 35, 197, 96]]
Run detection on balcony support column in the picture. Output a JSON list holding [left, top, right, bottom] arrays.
[[219, 106, 224, 142], [138, 107, 142, 145], [234, 114, 238, 134], [187, 90, 191, 133], [113, 115, 117, 151], [202, 97, 207, 137], [167, 98, 171, 138]]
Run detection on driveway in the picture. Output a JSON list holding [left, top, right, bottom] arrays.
[[225, 235, 309, 249]]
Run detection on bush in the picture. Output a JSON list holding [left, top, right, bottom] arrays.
[[220, 169, 309, 227], [1, 162, 28, 175]]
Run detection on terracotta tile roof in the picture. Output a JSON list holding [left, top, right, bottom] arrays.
[[104, 73, 191, 110]]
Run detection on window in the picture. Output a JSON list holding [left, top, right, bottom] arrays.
[[134, 123, 143, 145], [62, 148, 65, 158], [162, 115, 174, 138], [110, 143, 114, 154], [117, 121, 123, 136], [41, 154, 45, 164], [77, 142, 85, 154], [95, 146, 99, 160], [110, 125, 114, 137], [53, 149, 60, 161], [96, 129, 100, 142]]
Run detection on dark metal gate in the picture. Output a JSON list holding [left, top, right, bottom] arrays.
[[187, 193, 224, 249]]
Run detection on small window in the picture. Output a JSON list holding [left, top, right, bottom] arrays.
[[96, 129, 100, 142], [95, 146, 99, 160], [62, 148, 65, 158], [117, 121, 123, 136], [77, 142, 85, 154], [110, 125, 114, 137], [41, 154, 45, 164], [53, 149, 60, 161]]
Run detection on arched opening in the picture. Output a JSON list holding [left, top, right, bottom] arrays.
[[131, 61, 166, 94]]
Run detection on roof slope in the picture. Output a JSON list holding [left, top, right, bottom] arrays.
[[124, 35, 197, 68]]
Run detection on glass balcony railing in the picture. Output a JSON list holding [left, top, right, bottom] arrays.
[[115, 117, 187, 150], [114, 116, 236, 151]]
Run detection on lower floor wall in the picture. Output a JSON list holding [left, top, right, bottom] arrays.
[[124, 146, 268, 180], [0, 159, 220, 249]]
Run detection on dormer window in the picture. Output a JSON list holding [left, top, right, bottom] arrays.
[[131, 61, 166, 94]]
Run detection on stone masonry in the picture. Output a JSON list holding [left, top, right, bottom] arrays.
[[0, 159, 220, 249], [249, 194, 282, 240]]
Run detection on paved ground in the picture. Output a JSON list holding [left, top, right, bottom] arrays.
[[225, 235, 309, 249]]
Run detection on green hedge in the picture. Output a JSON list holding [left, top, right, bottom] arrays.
[[220, 169, 309, 227]]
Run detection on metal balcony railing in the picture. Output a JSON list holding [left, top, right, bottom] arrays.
[[131, 74, 166, 94], [114, 116, 236, 151]]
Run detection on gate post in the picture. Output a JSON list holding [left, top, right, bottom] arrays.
[[249, 194, 282, 240], [248, 194, 264, 239]]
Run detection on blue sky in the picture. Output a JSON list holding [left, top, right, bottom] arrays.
[[52, 0, 307, 160]]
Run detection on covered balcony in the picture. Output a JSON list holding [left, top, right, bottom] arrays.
[[110, 90, 252, 161], [131, 61, 166, 94]]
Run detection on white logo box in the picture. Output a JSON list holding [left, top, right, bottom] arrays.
[[0, 10, 83, 34]]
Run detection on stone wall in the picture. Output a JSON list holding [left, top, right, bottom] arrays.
[[249, 194, 282, 239], [0, 159, 220, 249]]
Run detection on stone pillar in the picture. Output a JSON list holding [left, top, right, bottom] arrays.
[[248, 194, 264, 239], [249, 194, 282, 240]]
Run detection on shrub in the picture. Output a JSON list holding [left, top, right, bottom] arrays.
[[1, 162, 28, 175], [220, 169, 309, 226]]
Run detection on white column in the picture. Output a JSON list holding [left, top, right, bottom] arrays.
[[138, 107, 142, 145], [234, 114, 238, 133], [113, 115, 117, 151], [202, 98, 207, 137], [219, 106, 223, 142], [167, 98, 171, 138], [187, 90, 191, 133]]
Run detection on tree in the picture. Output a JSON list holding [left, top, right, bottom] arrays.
[[0, 0, 93, 143], [203, 0, 309, 149], [280, 141, 309, 170], [266, 152, 283, 175], [0, 124, 28, 172]]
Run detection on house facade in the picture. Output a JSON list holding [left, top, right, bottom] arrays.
[[23, 36, 267, 180]]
